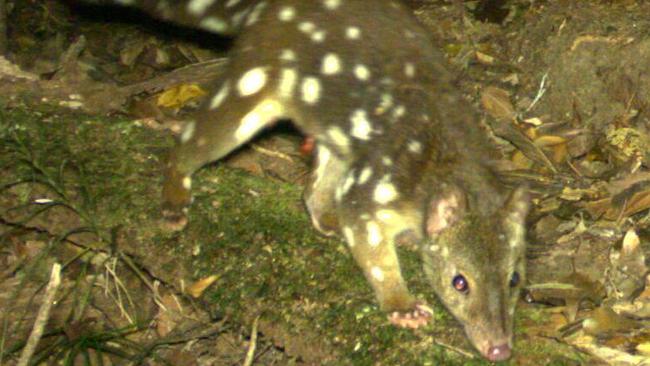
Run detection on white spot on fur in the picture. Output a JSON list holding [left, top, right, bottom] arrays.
[[245, 2, 267, 26], [180, 121, 196, 143], [350, 109, 372, 140], [371, 266, 385, 282], [382, 157, 393, 166], [392, 105, 406, 119], [279, 68, 297, 98], [346, 27, 361, 40], [336, 172, 355, 202], [182, 176, 192, 190], [322, 53, 341, 75], [441, 246, 449, 258], [408, 140, 422, 153], [323, 0, 341, 10], [238, 67, 267, 96], [343, 226, 355, 247], [311, 31, 326, 42], [374, 178, 398, 204], [367, 221, 383, 247], [301, 77, 321, 104], [375, 209, 396, 222], [187, 0, 215, 16], [354, 64, 371, 81], [231, 9, 248, 26], [327, 126, 350, 149], [358, 167, 373, 185], [376, 93, 393, 114], [278, 6, 295, 21], [280, 49, 296, 62], [404, 63, 416, 78], [235, 99, 284, 141], [298, 21, 316, 33], [342, 171, 356, 194], [209, 81, 230, 109], [199, 16, 228, 32], [313, 146, 331, 186]]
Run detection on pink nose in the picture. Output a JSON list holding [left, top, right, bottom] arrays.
[[487, 344, 511, 362]]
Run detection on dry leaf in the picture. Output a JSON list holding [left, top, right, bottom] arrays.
[[622, 228, 640, 255], [533, 135, 567, 147], [523, 117, 543, 126], [187, 275, 219, 298], [582, 307, 641, 336], [608, 228, 648, 301], [585, 185, 650, 220], [637, 342, 650, 356], [560, 187, 585, 201], [475, 51, 496, 65], [481, 86, 516, 121], [570, 333, 650, 366], [157, 83, 208, 109], [619, 190, 650, 218], [511, 150, 533, 169], [501, 73, 519, 86]]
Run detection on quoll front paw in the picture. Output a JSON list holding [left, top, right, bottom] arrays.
[[388, 303, 433, 329], [161, 206, 188, 232]]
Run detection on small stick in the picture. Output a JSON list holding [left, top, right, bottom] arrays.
[[242, 316, 260, 366], [250, 144, 295, 163], [433, 340, 476, 359], [525, 71, 549, 113], [17, 263, 62, 366]]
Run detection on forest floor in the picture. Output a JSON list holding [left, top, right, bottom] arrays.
[[1, 1, 649, 365]]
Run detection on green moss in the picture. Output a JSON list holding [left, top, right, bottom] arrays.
[[0, 104, 594, 365]]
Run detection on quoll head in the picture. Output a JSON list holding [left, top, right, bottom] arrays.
[[421, 186, 529, 362]]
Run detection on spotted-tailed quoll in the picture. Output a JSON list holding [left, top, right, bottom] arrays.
[[82, 0, 530, 361]]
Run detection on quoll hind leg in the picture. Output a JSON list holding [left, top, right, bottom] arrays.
[[339, 210, 433, 328], [161, 84, 288, 231], [303, 144, 348, 236]]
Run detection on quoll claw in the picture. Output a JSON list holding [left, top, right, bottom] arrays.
[[388, 303, 433, 329]]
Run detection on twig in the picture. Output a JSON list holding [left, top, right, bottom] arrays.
[[104, 257, 136, 324], [433, 339, 475, 359], [242, 316, 260, 366], [525, 71, 549, 113], [17, 263, 62, 366], [118, 253, 167, 312], [250, 144, 295, 163]]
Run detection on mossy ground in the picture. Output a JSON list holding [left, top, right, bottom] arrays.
[[0, 103, 594, 365]]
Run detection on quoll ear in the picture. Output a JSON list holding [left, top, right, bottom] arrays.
[[426, 186, 467, 235], [504, 186, 530, 227]]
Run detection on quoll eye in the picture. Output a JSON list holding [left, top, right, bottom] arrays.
[[452, 274, 469, 293], [509, 271, 520, 288]]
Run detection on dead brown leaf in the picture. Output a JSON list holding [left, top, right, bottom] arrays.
[[481, 86, 516, 121], [157, 83, 208, 109], [187, 275, 219, 298], [584, 185, 650, 220]]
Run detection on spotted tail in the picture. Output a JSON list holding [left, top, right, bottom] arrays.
[[82, 0, 267, 37]]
